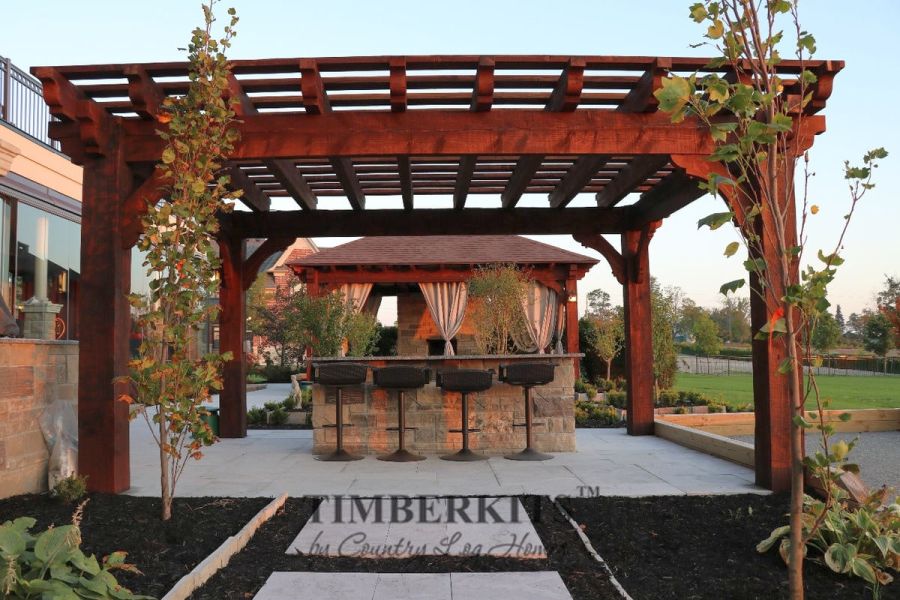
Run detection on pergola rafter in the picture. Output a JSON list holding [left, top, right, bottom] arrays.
[[31, 53, 841, 495]]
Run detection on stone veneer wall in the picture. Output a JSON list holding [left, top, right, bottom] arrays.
[[312, 355, 577, 455], [0, 339, 78, 499], [396, 291, 479, 356]]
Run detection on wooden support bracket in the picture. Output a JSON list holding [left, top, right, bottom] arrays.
[[242, 237, 294, 290]]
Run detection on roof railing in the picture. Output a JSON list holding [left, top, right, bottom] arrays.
[[0, 54, 61, 152]]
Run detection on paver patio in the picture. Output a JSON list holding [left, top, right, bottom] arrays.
[[127, 386, 764, 497]]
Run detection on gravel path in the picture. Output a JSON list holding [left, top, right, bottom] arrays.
[[735, 431, 900, 496]]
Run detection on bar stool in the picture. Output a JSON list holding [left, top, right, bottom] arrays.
[[373, 366, 431, 462], [312, 362, 368, 462], [499, 362, 555, 461], [438, 369, 493, 462]]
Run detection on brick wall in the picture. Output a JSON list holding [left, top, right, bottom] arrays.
[[396, 291, 479, 355], [312, 355, 577, 455], [0, 339, 78, 499]]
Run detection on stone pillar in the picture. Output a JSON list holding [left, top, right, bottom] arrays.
[[22, 215, 62, 340]]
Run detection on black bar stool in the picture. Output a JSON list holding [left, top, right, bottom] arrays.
[[499, 362, 555, 461], [312, 362, 368, 462], [438, 369, 493, 462], [373, 366, 431, 462]]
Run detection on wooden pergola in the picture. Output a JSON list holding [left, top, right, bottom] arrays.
[[31, 54, 841, 494]]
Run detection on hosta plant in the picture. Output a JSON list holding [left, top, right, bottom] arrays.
[[0, 510, 152, 599], [759, 489, 900, 598]]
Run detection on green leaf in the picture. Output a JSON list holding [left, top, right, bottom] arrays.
[[723, 241, 740, 257], [849, 557, 877, 585], [824, 542, 855, 574], [777, 358, 793, 375], [689, 3, 707, 22], [161, 147, 176, 164], [719, 279, 745, 296], [792, 415, 811, 428], [654, 76, 692, 115], [838, 412, 852, 422], [756, 525, 790, 553], [698, 211, 735, 231]]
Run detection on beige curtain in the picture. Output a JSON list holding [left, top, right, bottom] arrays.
[[555, 299, 566, 354], [339, 283, 373, 313], [419, 282, 468, 355], [521, 282, 558, 354]]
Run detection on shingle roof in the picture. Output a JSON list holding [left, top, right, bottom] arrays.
[[292, 236, 597, 267]]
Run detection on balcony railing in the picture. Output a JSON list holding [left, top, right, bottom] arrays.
[[0, 54, 61, 151]]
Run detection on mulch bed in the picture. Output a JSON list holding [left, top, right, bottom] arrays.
[[0, 493, 269, 598], [575, 420, 625, 428], [559, 493, 897, 600], [191, 495, 624, 600], [248, 423, 311, 430]]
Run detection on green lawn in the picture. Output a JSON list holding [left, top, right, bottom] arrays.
[[674, 373, 900, 410]]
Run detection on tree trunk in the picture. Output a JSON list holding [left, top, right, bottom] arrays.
[[785, 325, 805, 600], [606, 359, 612, 381], [158, 409, 172, 521]]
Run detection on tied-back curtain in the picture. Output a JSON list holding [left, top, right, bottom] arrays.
[[419, 282, 468, 355], [555, 298, 566, 354], [362, 293, 382, 317], [521, 282, 558, 354], [339, 283, 373, 313]]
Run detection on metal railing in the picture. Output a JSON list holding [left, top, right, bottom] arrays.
[[0, 54, 60, 151], [679, 353, 900, 377]]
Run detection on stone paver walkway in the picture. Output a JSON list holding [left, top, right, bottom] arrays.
[[254, 571, 572, 600], [128, 422, 763, 497], [287, 496, 544, 558]]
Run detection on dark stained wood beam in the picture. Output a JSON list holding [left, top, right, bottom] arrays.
[[125, 66, 165, 119], [224, 206, 629, 238], [398, 156, 413, 210], [595, 155, 670, 208], [228, 166, 271, 212], [121, 167, 171, 249], [454, 156, 477, 210], [618, 57, 670, 113], [621, 227, 655, 435], [573, 232, 625, 284], [390, 58, 407, 112], [502, 59, 585, 209], [33, 66, 114, 158], [549, 155, 608, 208], [119, 109, 734, 163], [264, 160, 317, 210], [471, 57, 495, 112], [332, 158, 365, 210], [242, 237, 294, 289], [628, 169, 707, 227], [218, 234, 247, 437]]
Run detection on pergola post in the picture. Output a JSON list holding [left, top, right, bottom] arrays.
[[621, 227, 656, 435], [78, 140, 133, 493], [565, 274, 580, 378], [218, 233, 247, 438]]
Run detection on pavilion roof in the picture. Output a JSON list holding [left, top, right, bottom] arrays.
[[292, 235, 598, 269]]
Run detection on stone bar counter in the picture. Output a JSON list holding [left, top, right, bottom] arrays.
[[311, 354, 579, 456]]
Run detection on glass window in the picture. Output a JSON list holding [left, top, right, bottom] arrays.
[[0, 195, 11, 311]]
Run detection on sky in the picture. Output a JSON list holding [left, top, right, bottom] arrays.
[[3, 0, 898, 323]]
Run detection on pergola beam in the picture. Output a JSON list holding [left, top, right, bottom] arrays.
[[398, 156, 413, 209], [549, 155, 608, 208], [228, 166, 271, 212], [224, 207, 630, 238], [454, 156, 477, 209], [595, 155, 671, 208]]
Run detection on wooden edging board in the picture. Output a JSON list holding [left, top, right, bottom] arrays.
[[657, 408, 900, 437], [654, 420, 755, 468], [162, 493, 288, 600]]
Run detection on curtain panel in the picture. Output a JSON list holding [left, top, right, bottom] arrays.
[[339, 283, 373, 313], [418, 282, 468, 355], [521, 282, 558, 354]]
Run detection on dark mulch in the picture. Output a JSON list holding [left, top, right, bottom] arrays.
[[191, 495, 623, 600], [248, 423, 311, 430], [0, 493, 269, 598], [559, 493, 897, 600], [575, 420, 625, 428]]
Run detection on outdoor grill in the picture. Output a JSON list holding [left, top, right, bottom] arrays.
[[373, 366, 431, 389], [312, 362, 368, 386], [498, 362, 555, 387], [436, 369, 493, 393]]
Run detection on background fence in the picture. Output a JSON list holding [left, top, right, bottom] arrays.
[[0, 54, 60, 150], [679, 354, 900, 377]]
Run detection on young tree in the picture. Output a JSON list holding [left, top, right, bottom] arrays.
[[692, 311, 722, 360], [810, 311, 841, 354], [657, 2, 886, 596], [650, 279, 679, 391], [863, 312, 893, 373], [834, 304, 845, 334], [123, 1, 240, 521], [468, 264, 530, 355], [587, 312, 625, 380], [876, 275, 900, 348], [586, 288, 614, 318], [711, 296, 751, 342]]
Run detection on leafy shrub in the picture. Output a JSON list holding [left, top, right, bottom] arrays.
[[574, 378, 588, 394], [269, 407, 288, 426], [574, 400, 622, 427], [656, 389, 712, 408], [247, 407, 266, 425], [263, 401, 281, 412], [583, 383, 598, 400], [282, 395, 298, 411], [247, 373, 267, 384], [606, 390, 627, 409], [300, 387, 313, 409], [656, 390, 680, 407], [726, 402, 754, 413], [51, 475, 88, 504], [0, 508, 150, 599], [592, 378, 616, 393], [708, 402, 726, 413], [251, 364, 295, 384], [759, 490, 900, 594]]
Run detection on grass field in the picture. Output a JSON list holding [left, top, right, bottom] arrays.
[[675, 373, 900, 410]]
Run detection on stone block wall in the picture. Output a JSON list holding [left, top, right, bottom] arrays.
[[396, 291, 479, 356], [0, 339, 78, 498], [312, 355, 576, 455]]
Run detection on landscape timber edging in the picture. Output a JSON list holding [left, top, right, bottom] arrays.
[[657, 408, 900, 436], [653, 420, 755, 468], [161, 493, 288, 600]]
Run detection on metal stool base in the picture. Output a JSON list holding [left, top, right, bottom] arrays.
[[316, 448, 364, 462], [440, 448, 489, 462], [378, 448, 426, 462], [505, 447, 553, 461]]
